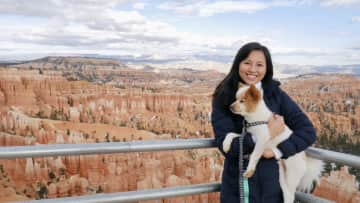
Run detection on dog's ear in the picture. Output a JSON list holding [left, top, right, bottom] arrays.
[[238, 82, 245, 88], [248, 84, 261, 101]]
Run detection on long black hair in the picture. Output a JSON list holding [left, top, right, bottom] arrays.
[[212, 42, 274, 111]]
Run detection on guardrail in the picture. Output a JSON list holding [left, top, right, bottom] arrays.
[[1, 138, 357, 203], [13, 182, 221, 203]]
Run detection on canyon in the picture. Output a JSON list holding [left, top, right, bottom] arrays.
[[0, 57, 359, 202]]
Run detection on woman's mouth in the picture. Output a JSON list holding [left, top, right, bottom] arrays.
[[246, 73, 258, 80]]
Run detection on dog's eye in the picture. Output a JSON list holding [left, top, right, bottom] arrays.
[[239, 99, 245, 103]]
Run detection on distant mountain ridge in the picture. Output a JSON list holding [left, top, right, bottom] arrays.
[[2, 56, 225, 91], [275, 63, 360, 78], [6, 56, 127, 70], [79, 54, 360, 77], [1, 55, 359, 79]]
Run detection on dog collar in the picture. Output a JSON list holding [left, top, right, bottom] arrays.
[[245, 121, 268, 128]]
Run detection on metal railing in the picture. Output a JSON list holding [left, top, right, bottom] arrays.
[[0, 138, 216, 159], [1, 138, 358, 203], [14, 182, 221, 203]]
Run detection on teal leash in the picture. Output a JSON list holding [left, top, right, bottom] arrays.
[[244, 178, 249, 203], [239, 121, 250, 203]]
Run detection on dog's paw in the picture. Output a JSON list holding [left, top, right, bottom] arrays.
[[222, 137, 231, 153], [243, 169, 255, 178], [223, 134, 234, 153], [222, 133, 239, 153]]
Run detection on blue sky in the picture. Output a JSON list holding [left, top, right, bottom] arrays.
[[0, 0, 359, 66]]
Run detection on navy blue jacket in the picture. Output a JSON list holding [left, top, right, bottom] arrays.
[[211, 80, 316, 203]]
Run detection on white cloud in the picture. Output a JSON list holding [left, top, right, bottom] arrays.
[[352, 16, 360, 22], [272, 48, 332, 57], [270, 0, 313, 6], [198, 1, 268, 16], [157, 0, 360, 17], [0, 0, 264, 61], [0, 0, 59, 17], [0, 1, 179, 48], [0, 0, 129, 17], [0, 0, 358, 67], [271, 46, 360, 65], [320, 0, 360, 6], [157, 0, 316, 17], [133, 2, 146, 10], [158, 1, 269, 16]]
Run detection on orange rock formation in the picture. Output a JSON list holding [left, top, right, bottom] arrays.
[[313, 166, 360, 203], [0, 64, 358, 202]]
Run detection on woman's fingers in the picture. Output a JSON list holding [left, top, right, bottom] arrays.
[[262, 149, 275, 158], [268, 114, 285, 139]]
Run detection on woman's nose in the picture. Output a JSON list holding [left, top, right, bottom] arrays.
[[249, 64, 257, 71]]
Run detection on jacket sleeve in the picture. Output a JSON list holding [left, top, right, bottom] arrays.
[[211, 105, 255, 159], [277, 89, 317, 159]]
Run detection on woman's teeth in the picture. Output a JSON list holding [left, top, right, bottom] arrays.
[[247, 74, 257, 79]]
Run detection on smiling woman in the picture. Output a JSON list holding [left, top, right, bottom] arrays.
[[211, 42, 318, 203]]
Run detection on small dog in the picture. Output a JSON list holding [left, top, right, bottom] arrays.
[[222, 83, 323, 203]]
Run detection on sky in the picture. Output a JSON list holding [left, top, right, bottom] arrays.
[[0, 0, 360, 67]]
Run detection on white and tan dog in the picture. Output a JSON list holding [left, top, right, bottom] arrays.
[[222, 83, 323, 203]]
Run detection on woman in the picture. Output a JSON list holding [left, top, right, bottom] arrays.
[[211, 42, 316, 203]]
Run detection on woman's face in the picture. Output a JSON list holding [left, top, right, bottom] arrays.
[[239, 50, 267, 85]]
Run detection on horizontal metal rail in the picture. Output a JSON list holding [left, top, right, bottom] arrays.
[[305, 147, 360, 168], [0, 138, 359, 169], [13, 182, 334, 203], [1, 138, 356, 203], [15, 182, 220, 203], [0, 138, 215, 159]]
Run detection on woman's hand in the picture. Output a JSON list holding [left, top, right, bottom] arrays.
[[268, 114, 285, 139], [262, 149, 275, 158]]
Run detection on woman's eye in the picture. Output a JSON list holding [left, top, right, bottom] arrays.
[[257, 64, 263, 66]]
